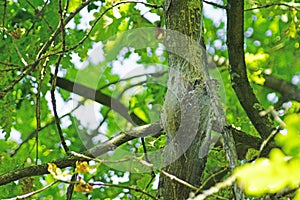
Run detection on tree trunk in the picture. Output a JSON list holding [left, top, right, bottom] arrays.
[[158, 0, 212, 199]]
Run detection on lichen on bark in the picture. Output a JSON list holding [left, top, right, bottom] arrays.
[[158, 0, 213, 199]]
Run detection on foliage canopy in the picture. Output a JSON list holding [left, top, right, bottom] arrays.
[[0, 0, 300, 199]]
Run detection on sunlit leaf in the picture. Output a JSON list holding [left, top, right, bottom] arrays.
[[75, 161, 92, 174], [74, 178, 93, 193], [235, 147, 300, 196], [245, 52, 269, 70], [47, 163, 69, 181], [295, 189, 300, 200], [68, 0, 81, 12], [276, 113, 300, 156], [250, 70, 265, 85]]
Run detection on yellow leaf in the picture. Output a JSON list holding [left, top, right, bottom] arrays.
[[68, 0, 81, 12], [47, 163, 62, 177], [245, 51, 269, 70], [250, 70, 265, 85], [74, 178, 93, 193], [234, 149, 294, 196], [75, 161, 92, 174], [8, 28, 26, 40], [133, 107, 149, 123], [47, 163, 68, 180], [287, 23, 296, 38], [119, 2, 130, 14], [106, 0, 120, 5]]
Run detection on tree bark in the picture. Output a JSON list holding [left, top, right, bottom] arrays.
[[158, 0, 211, 199], [226, 0, 274, 140]]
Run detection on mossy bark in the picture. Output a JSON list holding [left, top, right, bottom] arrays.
[[158, 0, 212, 199]]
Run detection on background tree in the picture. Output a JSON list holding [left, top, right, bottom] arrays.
[[0, 0, 300, 199]]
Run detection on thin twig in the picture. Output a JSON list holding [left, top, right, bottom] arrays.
[[197, 167, 228, 192], [62, 1, 162, 53], [63, 0, 70, 18], [203, 0, 227, 9], [92, 182, 159, 200], [35, 57, 49, 164], [139, 172, 156, 200], [39, 0, 53, 32], [70, 151, 134, 164], [257, 106, 285, 158], [66, 170, 77, 200], [51, 58, 70, 154], [0, 65, 25, 71], [122, 0, 162, 9], [0, 60, 21, 67], [2, 180, 58, 200], [11, 100, 84, 157], [0, 123, 162, 186], [83, 108, 111, 149], [257, 128, 279, 158], [135, 156, 156, 200], [13, 40, 28, 66], [138, 133, 157, 198], [24, 0, 36, 10], [98, 71, 166, 90], [117, 80, 148, 98], [0, 64, 33, 99], [50, 0, 70, 154], [13, 0, 162, 77], [25, 0, 53, 35], [1, 0, 93, 99], [60, 1, 74, 195], [245, 3, 300, 11], [259, 106, 286, 128], [35, 0, 94, 60], [59, 0, 66, 52], [160, 170, 198, 191], [188, 175, 236, 200]]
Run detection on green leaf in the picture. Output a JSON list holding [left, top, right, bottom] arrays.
[[235, 146, 300, 197], [276, 113, 300, 156], [68, 0, 81, 12]]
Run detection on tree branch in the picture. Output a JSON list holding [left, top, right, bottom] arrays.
[[229, 125, 276, 159], [203, 0, 227, 9], [49, 0, 70, 154], [55, 76, 145, 126], [92, 182, 159, 200], [160, 170, 198, 191], [0, 0, 94, 99], [3, 181, 58, 200], [0, 119, 271, 187], [263, 74, 300, 102], [56, 76, 273, 159], [245, 3, 300, 11], [226, 0, 275, 139], [0, 123, 162, 186]]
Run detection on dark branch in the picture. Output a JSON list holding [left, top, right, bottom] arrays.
[[0, 123, 162, 186], [229, 126, 276, 159], [263, 74, 300, 103], [55, 76, 272, 159], [49, 0, 70, 154], [203, 0, 227, 9], [226, 1, 275, 139], [245, 3, 300, 11], [0, 120, 272, 186], [55, 76, 145, 126]]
